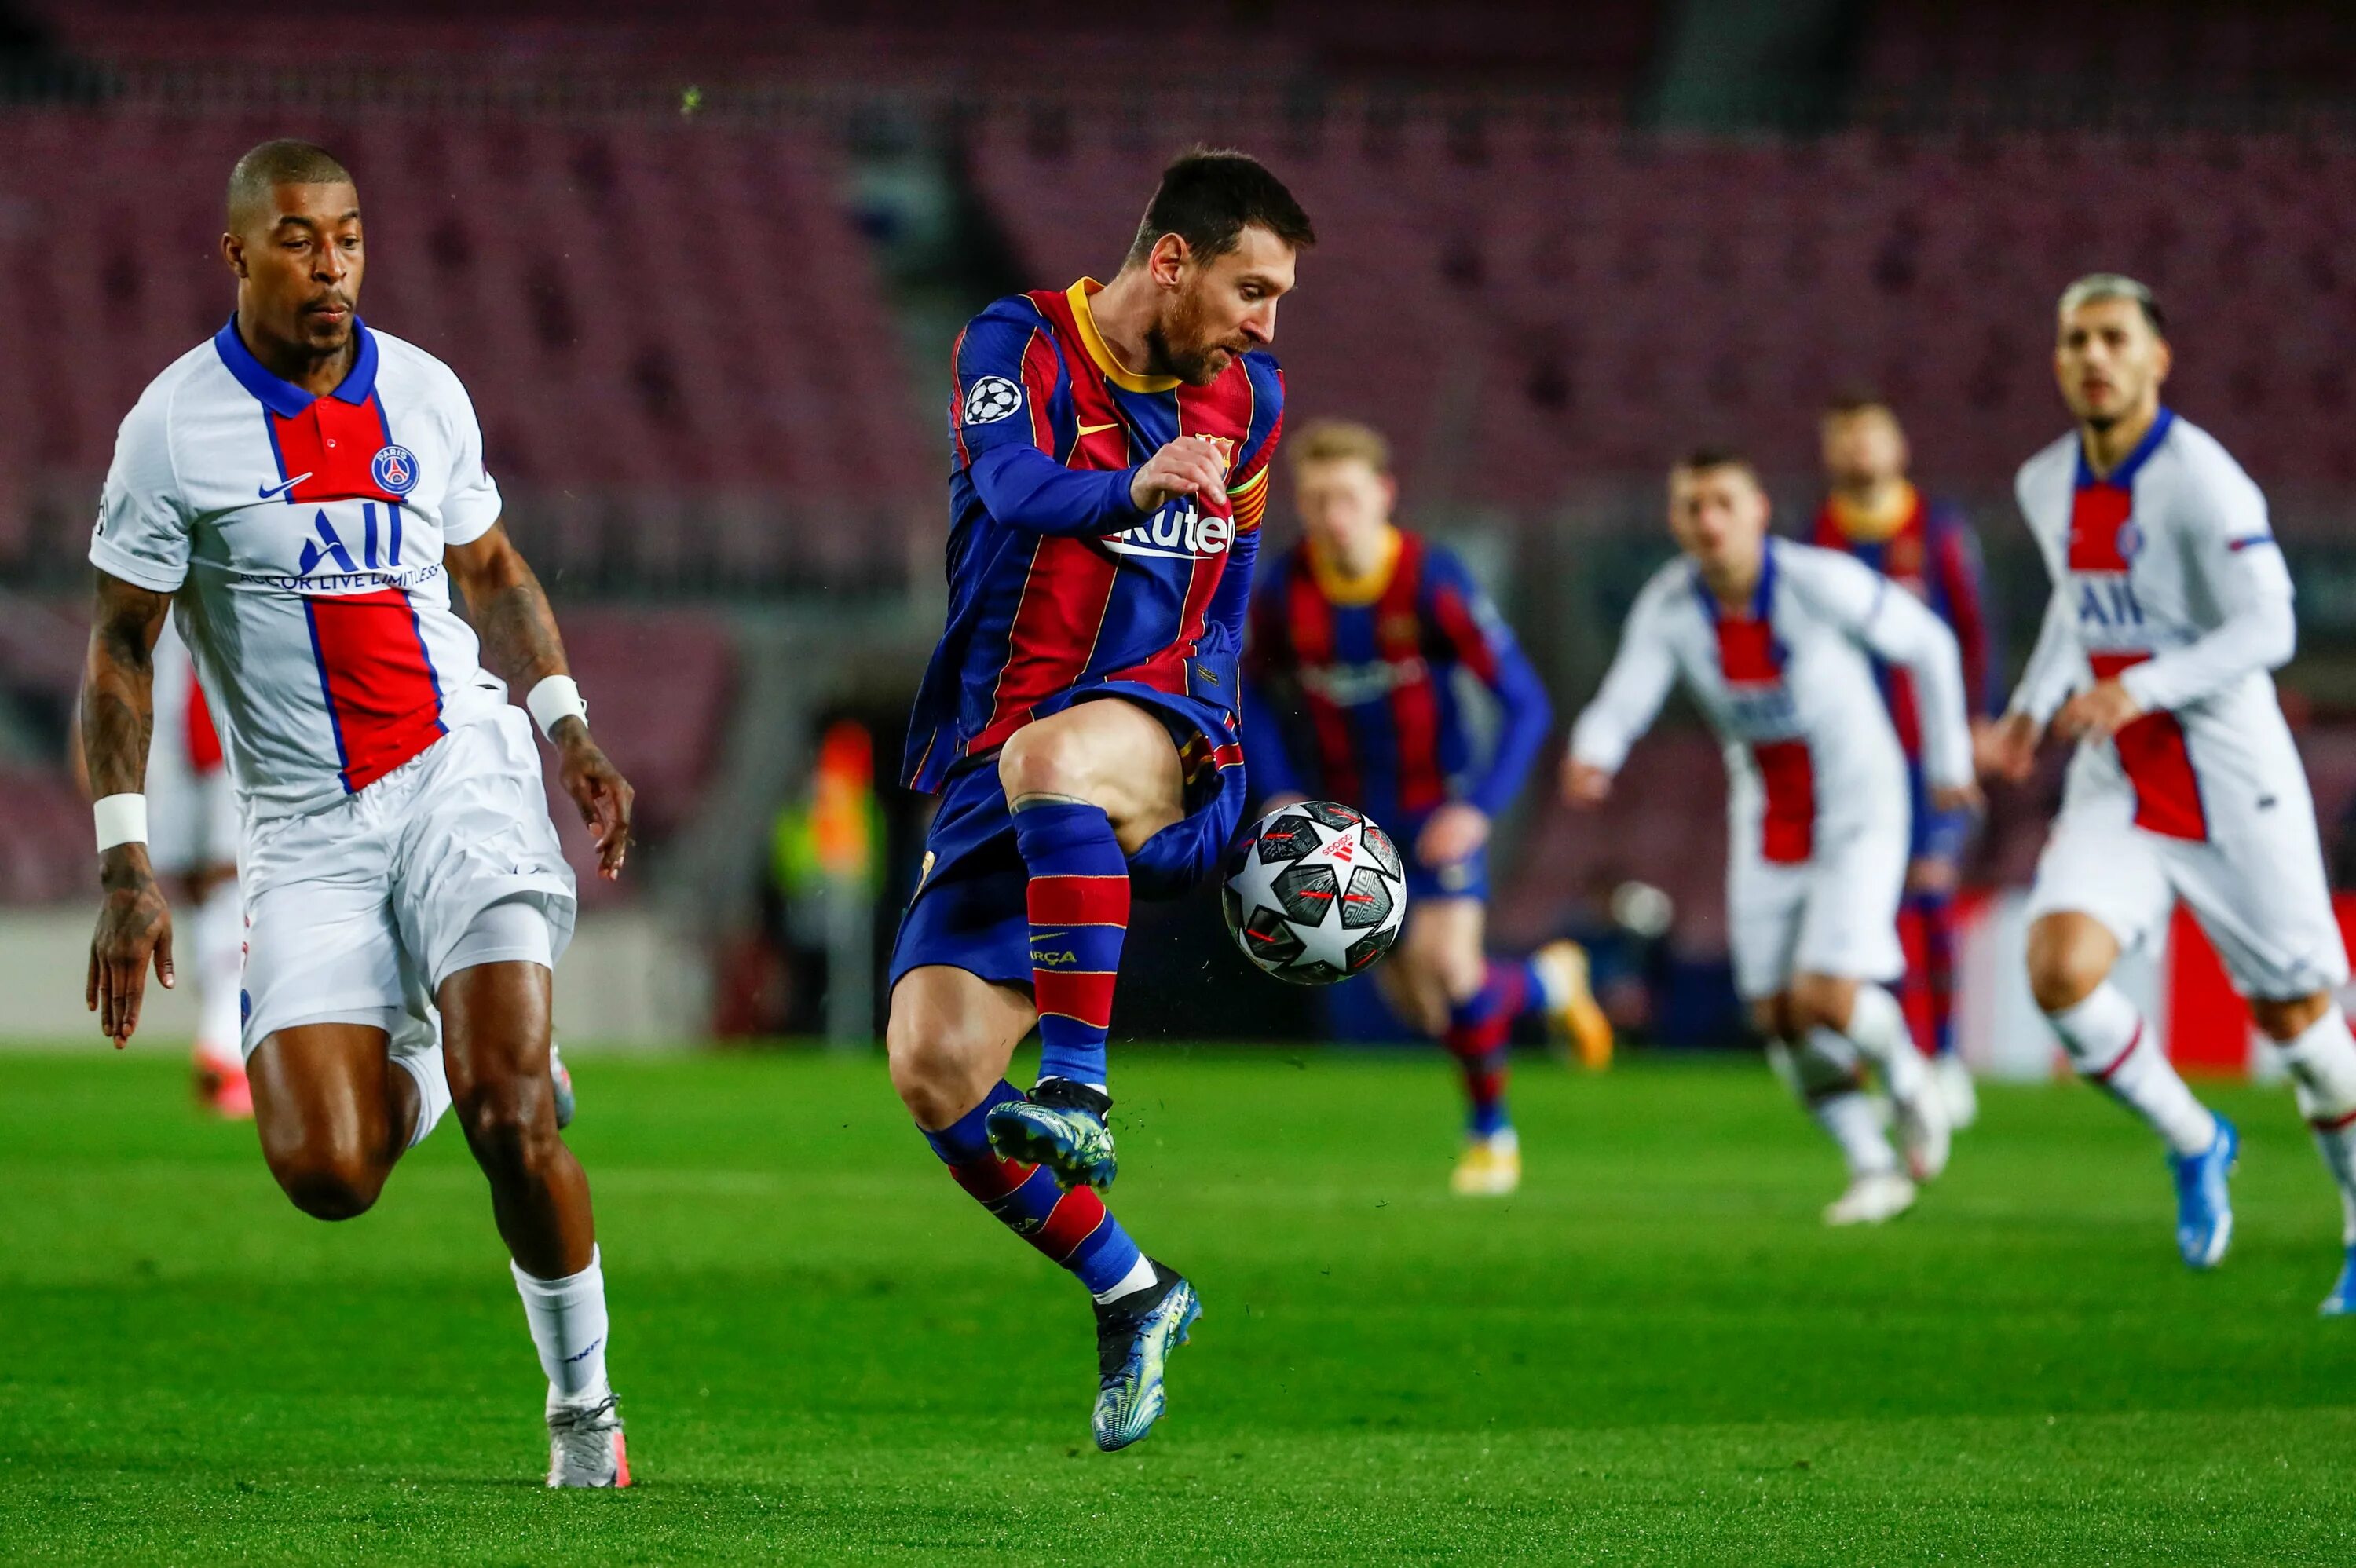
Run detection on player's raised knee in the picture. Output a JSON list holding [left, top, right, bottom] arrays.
[[996, 721, 1089, 805], [262, 1135, 386, 1221], [2025, 915, 2114, 1013]]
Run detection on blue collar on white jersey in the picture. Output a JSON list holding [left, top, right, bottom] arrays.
[[2074, 405, 2175, 489], [213, 314, 381, 418]]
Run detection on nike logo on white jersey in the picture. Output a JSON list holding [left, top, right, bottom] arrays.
[[258, 473, 315, 500]]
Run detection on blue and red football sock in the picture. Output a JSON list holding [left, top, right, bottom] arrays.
[[1443, 957, 1540, 1139], [1013, 799, 1130, 1088], [922, 1080, 1144, 1296], [1908, 891, 1960, 1058]]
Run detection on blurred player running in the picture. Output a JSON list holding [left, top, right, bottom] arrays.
[[82, 141, 634, 1484], [887, 150, 1310, 1449], [1241, 418, 1610, 1197], [1567, 451, 1980, 1225], [1981, 276, 2356, 1303], [1813, 395, 1999, 1128]]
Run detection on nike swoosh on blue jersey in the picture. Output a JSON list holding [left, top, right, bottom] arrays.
[[258, 473, 315, 500], [1077, 421, 1121, 436]]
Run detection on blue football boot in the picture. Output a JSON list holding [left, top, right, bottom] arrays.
[[1091, 1259, 1200, 1452], [987, 1078, 1117, 1190], [2171, 1116, 2238, 1270], [2320, 1245, 2356, 1317]]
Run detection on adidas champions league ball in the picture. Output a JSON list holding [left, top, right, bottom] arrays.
[[1222, 801, 1409, 985]]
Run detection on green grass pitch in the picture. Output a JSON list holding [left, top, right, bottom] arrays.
[[5, 1046, 2356, 1564]]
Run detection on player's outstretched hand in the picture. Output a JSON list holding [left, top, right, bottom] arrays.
[[87, 846, 173, 1048], [1129, 434, 1229, 514], [555, 721, 635, 880], [1563, 757, 1614, 808], [2053, 679, 2144, 745], [1416, 802, 1491, 866], [1975, 711, 2041, 784]]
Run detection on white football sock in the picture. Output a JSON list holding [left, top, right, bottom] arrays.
[[513, 1245, 613, 1408], [1839, 982, 1933, 1105], [2274, 1006, 2356, 1241], [1779, 1033, 1898, 1178], [2048, 983, 2217, 1157], [1090, 1252, 1158, 1305], [189, 881, 246, 1068], [388, 1042, 452, 1150]]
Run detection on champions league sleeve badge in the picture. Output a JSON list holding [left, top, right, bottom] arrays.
[[371, 444, 420, 495], [962, 375, 1023, 426]]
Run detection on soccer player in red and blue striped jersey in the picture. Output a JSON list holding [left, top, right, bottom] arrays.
[[885, 150, 1309, 1451], [1242, 421, 1612, 1197], [1813, 396, 1999, 1128]]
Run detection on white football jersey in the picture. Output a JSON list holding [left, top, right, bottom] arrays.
[[1571, 539, 1973, 865], [91, 320, 509, 821], [2009, 409, 2303, 843]]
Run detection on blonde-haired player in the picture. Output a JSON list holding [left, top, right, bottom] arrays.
[[1981, 275, 2356, 1303], [1242, 419, 1609, 1197], [1568, 450, 1981, 1224]]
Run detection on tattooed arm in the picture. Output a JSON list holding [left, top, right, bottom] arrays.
[[82, 571, 175, 1045], [445, 523, 635, 879]]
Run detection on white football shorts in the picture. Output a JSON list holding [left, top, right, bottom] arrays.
[[2026, 763, 2348, 1000], [236, 707, 576, 1055], [1727, 814, 1909, 1000]]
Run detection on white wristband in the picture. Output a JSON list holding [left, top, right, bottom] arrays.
[[525, 675, 589, 741], [93, 793, 148, 853]]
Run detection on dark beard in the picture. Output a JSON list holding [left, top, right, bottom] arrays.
[[2083, 411, 2117, 433], [1145, 290, 1231, 386]]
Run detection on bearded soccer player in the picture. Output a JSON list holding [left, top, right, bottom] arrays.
[[82, 141, 635, 1485], [888, 149, 1308, 1449], [1814, 396, 1998, 1128], [1241, 418, 1611, 1197], [1568, 452, 1979, 1226], [1981, 276, 2356, 1303]]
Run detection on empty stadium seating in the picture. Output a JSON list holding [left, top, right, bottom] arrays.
[[971, 111, 2356, 514], [0, 108, 930, 585]]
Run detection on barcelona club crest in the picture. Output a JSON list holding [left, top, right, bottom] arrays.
[[371, 444, 419, 496]]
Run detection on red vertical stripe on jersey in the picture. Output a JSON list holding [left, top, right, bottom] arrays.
[[302, 587, 446, 793], [973, 537, 1121, 754], [269, 396, 401, 504], [2069, 484, 2135, 571], [1751, 740, 1816, 863], [2089, 651, 2208, 841], [1021, 328, 1061, 456], [184, 673, 225, 773], [1286, 561, 1361, 808], [1383, 535, 1446, 813], [1716, 615, 1813, 863]]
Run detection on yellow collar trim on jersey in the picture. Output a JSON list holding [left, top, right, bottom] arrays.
[[1308, 526, 1403, 607], [1067, 279, 1181, 394], [1827, 480, 1917, 543]]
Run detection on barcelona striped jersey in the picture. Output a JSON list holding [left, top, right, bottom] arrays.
[[1812, 483, 1999, 755], [902, 280, 1284, 793], [1241, 528, 1552, 829]]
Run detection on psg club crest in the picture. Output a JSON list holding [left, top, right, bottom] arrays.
[[2115, 518, 2145, 561], [962, 375, 1023, 426], [371, 444, 419, 495]]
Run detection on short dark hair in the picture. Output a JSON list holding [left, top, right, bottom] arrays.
[[1674, 445, 1758, 481], [226, 139, 354, 228], [1822, 389, 1895, 421], [1125, 147, 1315, 267]]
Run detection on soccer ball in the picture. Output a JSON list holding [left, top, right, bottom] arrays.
[[1222, 801, 1409, 985]]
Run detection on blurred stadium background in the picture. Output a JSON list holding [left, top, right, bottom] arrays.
[[8, 0, 2356, 1068]]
